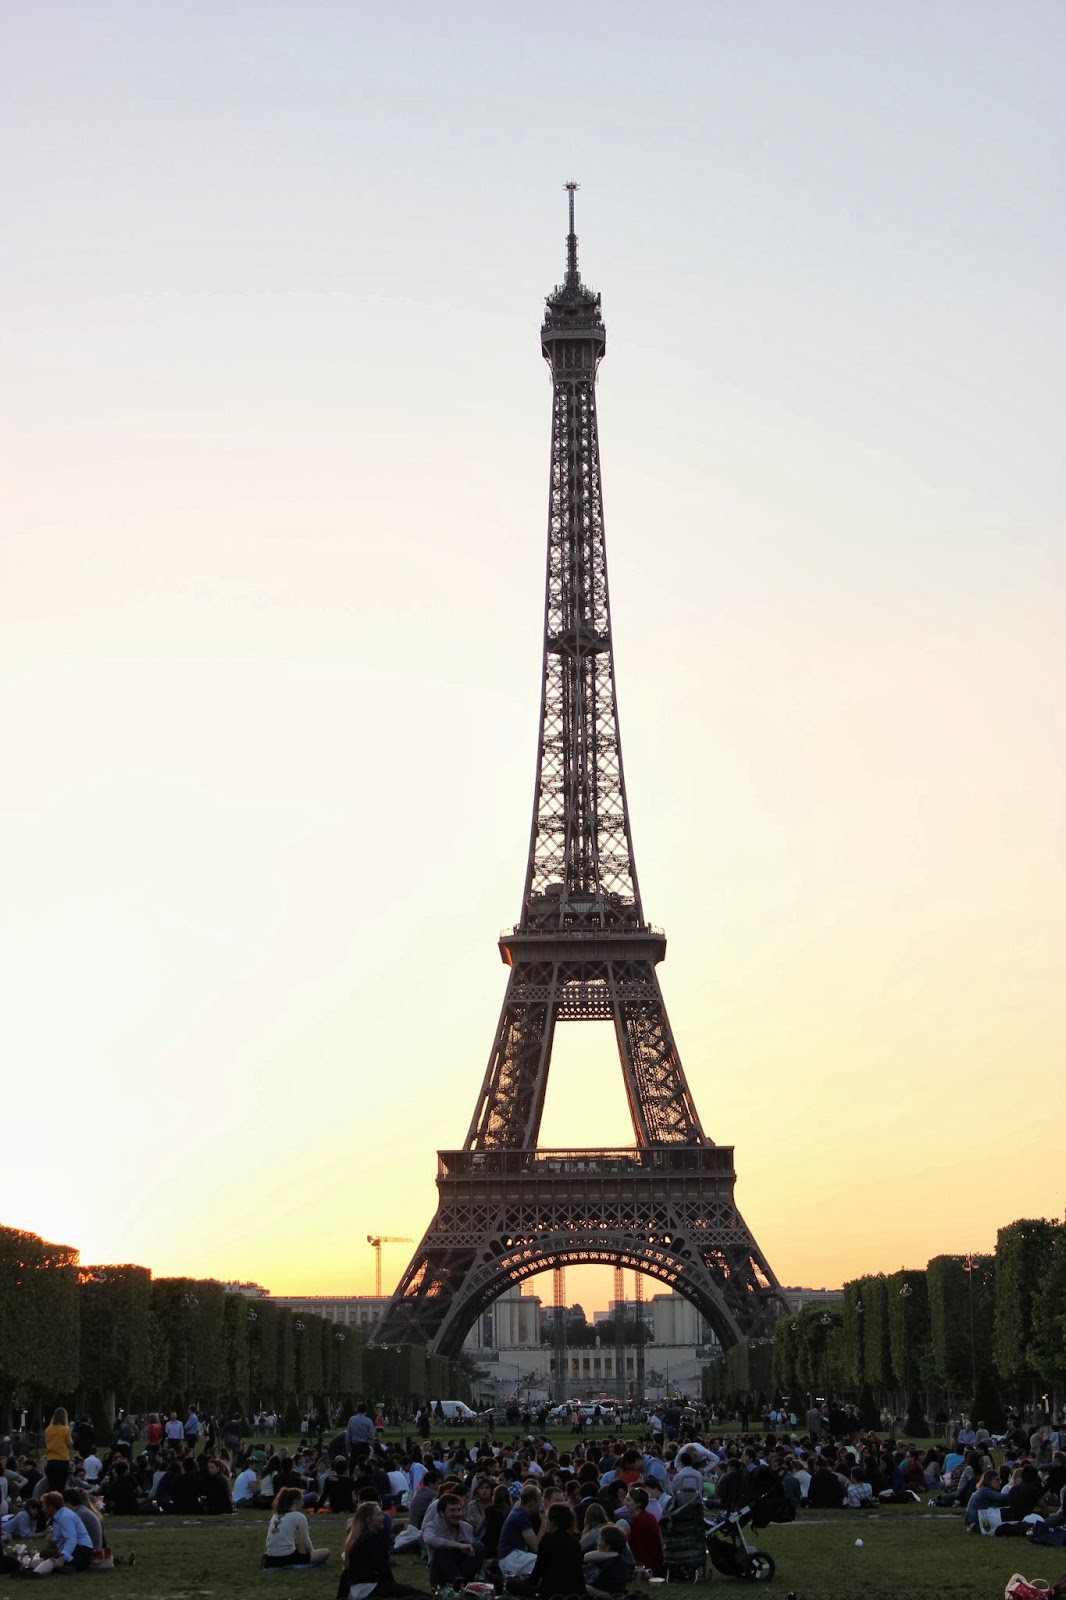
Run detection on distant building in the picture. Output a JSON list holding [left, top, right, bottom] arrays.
[[467, 1284, 542, 1349], [268, 1293, 388, 1330], [461, 1287, 720, 1405], [780, 1286, 843, 1312]]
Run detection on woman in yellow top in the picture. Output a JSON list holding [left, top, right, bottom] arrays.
[[44, 1406, 73, 1491]]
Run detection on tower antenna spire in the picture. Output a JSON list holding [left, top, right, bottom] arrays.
[[564, 179, 580, 284]]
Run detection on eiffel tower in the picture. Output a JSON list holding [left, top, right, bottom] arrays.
[[377, 186, 785, 1358]]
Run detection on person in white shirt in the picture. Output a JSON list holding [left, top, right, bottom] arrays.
[[232, 1467, 258, 1507], [82, 1452, 102, 1485], [262, 1487, 328, 1568], [642, 1479, 665, 1520], [163, 1412, 185, 1446]]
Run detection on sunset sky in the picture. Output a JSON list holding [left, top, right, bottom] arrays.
[[2, 2, 1063, 1320]]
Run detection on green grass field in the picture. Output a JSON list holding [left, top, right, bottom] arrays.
[[8, 1503, 1058, 1600]]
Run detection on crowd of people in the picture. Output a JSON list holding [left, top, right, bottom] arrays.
[[3, 1398, 1065, 1585]]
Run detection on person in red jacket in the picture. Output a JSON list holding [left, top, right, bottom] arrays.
[[621, 1486, 664, 1576]]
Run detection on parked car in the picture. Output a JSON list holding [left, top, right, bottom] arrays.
[[437, 1400, 478, 1424], [478, 1405, 513, 1426]]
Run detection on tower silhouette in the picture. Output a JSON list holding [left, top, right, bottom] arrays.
[[377, 187, 785, 1357]]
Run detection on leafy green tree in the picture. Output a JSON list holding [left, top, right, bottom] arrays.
[[841, 1282, 865, 1392], [888, 1269, 929, 1405], [254, 1299, 278, 1406], [78, 1264, 153, 1419], [220, 1293, 252, 1417], [994, 1219, 1060, 1392], [295, 1313, 324, 1398], [927, 1253, 994, 1407], [0, 1226, 81, 1410], [771, 1315, 799, 1399], [1029, 1226, 1066, 1388], [861, 1275, 891, 1395], [275, 1308, 296, 1407]]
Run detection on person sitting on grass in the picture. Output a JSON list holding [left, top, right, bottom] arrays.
[[497, 1481, 543, 1583], [31, 1490, 94, 1575], [336, 1500, 427, 1600], [232, 1462, 259, 1509], [315, 1457, 355, 1515], [579, 1500, 609, 1552], [262, 1485, 329, 1569], [2, 1497, 43, 1541], [583, 1522, 629, 1599], [844, 1468, 873, 1508], [202, 1459, 233, 1515], [621, 1487, 663, 1574], [963, 1468, 1006, 1530], [421, 1491, 483, 1590], [807, 1457, 845, 1509], [929, 1448, 981, 1508], [530, 1502, 585, 1600], [63, 1485, 104, 1554], [103, 1457, 144, 1517]]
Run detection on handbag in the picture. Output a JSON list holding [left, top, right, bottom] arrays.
[[980, 1507, 1004, 1535], [90, 1546, 115, 1569]]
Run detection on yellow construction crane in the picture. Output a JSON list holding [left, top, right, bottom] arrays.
[[366, 1235, 413, 1298]]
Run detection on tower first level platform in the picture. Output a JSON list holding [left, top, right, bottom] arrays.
[[374, 1144, 781, 1359]]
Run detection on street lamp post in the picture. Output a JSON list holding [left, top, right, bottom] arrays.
[[294, 1319, 305, 1416], [819, 1313, 832, 1403], [180, 1293, 198, 1407], [898, 1282, 913, 1419], [333, 1331, 345, 1425], [963, 1255, 978, 1413], [245, 1309, 257, 1423]]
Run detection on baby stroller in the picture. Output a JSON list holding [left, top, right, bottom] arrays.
[[661, 1494, 710, 1582], [705, 1507, 776, 1583]]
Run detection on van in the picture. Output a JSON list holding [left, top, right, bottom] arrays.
[[437, 1400, 478, 1424]]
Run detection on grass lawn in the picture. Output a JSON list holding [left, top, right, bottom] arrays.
[[11, 1503, 1057, 1600]]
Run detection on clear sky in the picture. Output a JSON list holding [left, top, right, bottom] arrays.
[[2, 2, 1063, 1318]]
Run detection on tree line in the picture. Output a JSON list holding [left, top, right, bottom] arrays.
[[0, 1225, 470, 1434], [704, 1217, 1066, 1427]]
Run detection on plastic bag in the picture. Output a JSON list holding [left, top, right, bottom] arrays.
[[1004, 1575, 1050, 1600]]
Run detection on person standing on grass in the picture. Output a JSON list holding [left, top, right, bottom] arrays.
[[222, 1414, 242, 1459], [262, 1486, 329, 1568], [43, 1408, 74, 1494], [183, 1408, 200, 1451], [347, 1404, 376, 1466]]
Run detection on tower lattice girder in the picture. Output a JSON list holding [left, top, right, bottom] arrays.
[[376, 188, 785, 1357]]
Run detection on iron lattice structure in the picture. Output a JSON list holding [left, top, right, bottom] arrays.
[[377, 188, 785, 1359]]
